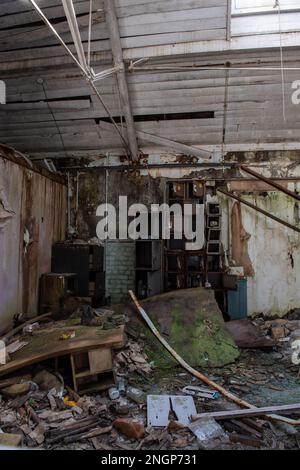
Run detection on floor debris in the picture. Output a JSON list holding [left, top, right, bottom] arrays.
[[0, 297, 300, 450], [147, 395, 170, 428], [182, 385, 220, 400], [0, 432, 23, 448], [189, 417, 228, 450], [113, 418, 145, 439]]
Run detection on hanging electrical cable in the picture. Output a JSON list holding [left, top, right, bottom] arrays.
[[38, 78, 68, 161]]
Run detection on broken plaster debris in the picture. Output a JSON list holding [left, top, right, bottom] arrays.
[[0, 296, 300, 450]]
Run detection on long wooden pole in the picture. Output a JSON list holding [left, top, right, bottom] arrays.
[[129, 290, 300, 425]]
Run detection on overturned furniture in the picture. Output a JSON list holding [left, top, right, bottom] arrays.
[[0, 320, 125, 394]]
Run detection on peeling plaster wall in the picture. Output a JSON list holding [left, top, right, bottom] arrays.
[[71, 151, 300, 317], [235, 194, 300, 317], [0, 153, 67, 333]]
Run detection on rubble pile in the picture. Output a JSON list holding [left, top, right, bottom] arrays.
[[114, 340, 154, 377], [0, 305, 300, 450], [254, 317, 300, 364]]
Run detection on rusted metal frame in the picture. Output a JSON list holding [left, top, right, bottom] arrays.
[[240, 165, 300, 201], [218, 188, 300, 234], [129, 290, 300, 425], [28, 0, 130, 155], [103, 0, 139, 161]]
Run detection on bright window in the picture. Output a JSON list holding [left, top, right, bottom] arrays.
[[232, 0, 300, 14]]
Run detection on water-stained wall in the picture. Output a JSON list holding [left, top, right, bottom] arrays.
[[0, 146, 67, 333], [222, 194, 300, 317], [69, 151, 300, 317]]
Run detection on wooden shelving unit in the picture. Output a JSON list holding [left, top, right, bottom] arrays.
[[165, 180, 206, 291], [70, 347, 114, 394]]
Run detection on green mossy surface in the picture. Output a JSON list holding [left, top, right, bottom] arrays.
[[128, 288, 240, 369]]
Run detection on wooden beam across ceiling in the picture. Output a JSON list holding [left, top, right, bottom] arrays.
[[103, 0, 139, 161], [98, 120, 213, 161]]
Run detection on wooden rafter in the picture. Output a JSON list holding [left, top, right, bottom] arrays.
[[103, 0, 139, 161]]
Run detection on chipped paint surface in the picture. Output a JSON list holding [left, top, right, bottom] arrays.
[[71, 151, 300, 318], [231, 202, 255, 277], [239, 193, 300, 317], [0, 152, 67, 333], [220, 190, 300, 316]]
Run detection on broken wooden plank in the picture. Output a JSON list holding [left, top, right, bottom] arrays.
[[230, 419, 262, 438], [47, 418, 100, 444], [229, 433, 262, 448], [0, 326, 124, 377], [192, 403, 300, 421], [6, 340, 29, 355], [63, 425, 112, 443]]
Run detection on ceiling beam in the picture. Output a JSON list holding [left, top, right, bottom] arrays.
[[98, 121, 213, 161], [123, 31, 300, 61], [27, 142, 300, 161], [103, 0, 139, 161], [136, 129, 213, 160]]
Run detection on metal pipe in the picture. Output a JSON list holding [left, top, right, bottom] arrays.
[[28, 0, 130, 154], [87, 0, 93, 67], [192, 403, 300, 422], [240, 165, 300, 201], [58, 163, 235, 171], [62, 0, 88, 71], [29, 0, 87, 75], [218, 188, 300, 234]]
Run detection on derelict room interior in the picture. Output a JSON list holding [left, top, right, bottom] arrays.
[[0, 0, 300, 452]]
